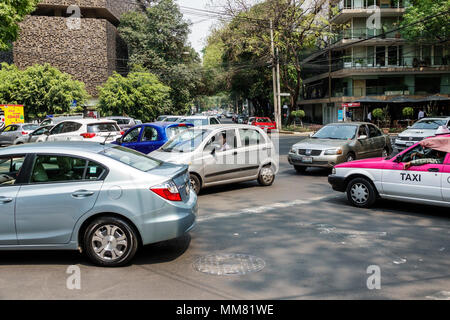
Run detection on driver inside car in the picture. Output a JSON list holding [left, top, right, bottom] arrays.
[[404, 148, 446, 170]]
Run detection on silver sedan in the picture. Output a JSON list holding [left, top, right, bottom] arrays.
[[0, 142, 197, 267], [288, 122, 392, 173]]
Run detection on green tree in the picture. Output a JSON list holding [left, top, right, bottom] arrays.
[[98, 71, 171, 122], [291, 110, 306, 127], [217, 0, 330, 119], [400, 0, 450, 41], [119, 0, 201, 114], [0, 0, 38, 51], [0, 63, 89, 119]]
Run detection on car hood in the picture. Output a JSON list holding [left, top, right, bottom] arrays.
[[398, 129, 436, 138], [335, 157, 388, 169], [150, 149, 194, 164], [293, 138, 349, 150]]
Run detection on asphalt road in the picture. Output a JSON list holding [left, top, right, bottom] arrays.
[[0, 129, 449, 300]]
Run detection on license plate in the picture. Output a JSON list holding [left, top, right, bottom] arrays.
[[302, 157, 313, 163]]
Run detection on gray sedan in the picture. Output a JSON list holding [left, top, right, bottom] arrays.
[[288, 122, 392, 173], [15, 125, 54, 144], [0, 123, 40, 146], [0, 142, 197, 267], [149, 125, 278, 194]]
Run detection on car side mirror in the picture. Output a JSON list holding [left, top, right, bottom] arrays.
[[116, 137, 122, 144], [358, 135, 368, 140]]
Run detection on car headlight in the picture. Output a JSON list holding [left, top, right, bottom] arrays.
[[332, 168, 336, 175], [289, 148, 296, 154], [324, 148, 343, 155]]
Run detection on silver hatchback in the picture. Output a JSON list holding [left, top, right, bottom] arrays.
[[149, 125, 278, 194], [0, 142, 197, 267]]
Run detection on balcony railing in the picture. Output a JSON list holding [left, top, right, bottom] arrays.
[[331, 27, 402, 44], [336, 0, 411, 11], [332, 55, 450, 71]]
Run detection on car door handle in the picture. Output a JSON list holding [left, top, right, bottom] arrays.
[[233, 151, 238, 156], [0, 197, 13, 204], [72, 190, 95, 198], [428, 168, 440, 173]]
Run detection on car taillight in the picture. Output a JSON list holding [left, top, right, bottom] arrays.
[[150, 180, 182, 201], [120, 131, 125, 135], [80, 133, 96, 139], [21, 131, 27, 135]]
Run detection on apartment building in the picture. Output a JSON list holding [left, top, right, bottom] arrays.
[[300, 0, 450, 124]]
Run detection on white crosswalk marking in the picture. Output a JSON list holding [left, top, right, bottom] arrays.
[[197, 195, 336, 222]]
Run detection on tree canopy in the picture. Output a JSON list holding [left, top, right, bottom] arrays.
[[0, 0, 38, 51], [98, 71, 171, 122], [204, 0, 330, 118], [0, 63, 89, 118], [400, 0, 450, 42], [118, 0, 202, 114]]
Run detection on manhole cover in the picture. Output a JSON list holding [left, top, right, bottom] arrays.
[[193, 254, 265, 276]]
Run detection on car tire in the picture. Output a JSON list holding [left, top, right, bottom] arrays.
[[189, 173, 201, 195], [346, 178, 377, 208], [294, 165, 307, 174], [258, 165, 275, 186], [346, 153, 356, 162], [84, 216, 139, 267]]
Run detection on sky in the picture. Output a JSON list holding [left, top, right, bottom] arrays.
[[175, 0, 220, 55]]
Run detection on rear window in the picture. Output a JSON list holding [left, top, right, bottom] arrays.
[[88, 123, 120, 133], [23, 124, 40, 130], [180, 118, 208, 126], [111, 118, 130, 125], [166, 125, 191, 139], [102, 146, 162, 172], [256, 118, 271, 123]]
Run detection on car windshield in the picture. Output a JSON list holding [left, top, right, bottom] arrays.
[[179, 118, 208, 126], [162, 129, 210, 153], [411, 119, 446, 130], [312, 125, 357, 140], [23, 124, 40, 131], [166, 126, 191, 140], [157, 116, 167, 121], [102, 146, 162, 171]]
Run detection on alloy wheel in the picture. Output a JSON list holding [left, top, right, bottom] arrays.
[[91, 225, 128, 262]]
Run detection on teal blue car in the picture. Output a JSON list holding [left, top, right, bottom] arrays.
[[0, 142, 197, 267]]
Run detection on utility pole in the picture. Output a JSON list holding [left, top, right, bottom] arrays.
[[276, 47, 282, 130], [270, 20, 279, 129]]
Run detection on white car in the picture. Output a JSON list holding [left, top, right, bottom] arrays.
[[394, 117, 450, 152], [178, 116, 221, 127], [37, 119, 123, 143], [328, 135, 450, 208]]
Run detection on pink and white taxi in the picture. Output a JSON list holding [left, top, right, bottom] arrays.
[[328, 134, 450, 208]]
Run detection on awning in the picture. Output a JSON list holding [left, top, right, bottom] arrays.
[[354, 97, 386, 103], [416, 95, 450, 103], [387, 96, 420, 103]]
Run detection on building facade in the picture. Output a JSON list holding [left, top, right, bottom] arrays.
[[300, 0, 450, 125], [1, 0, 141, 97]]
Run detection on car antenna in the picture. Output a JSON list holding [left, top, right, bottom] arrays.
[[101, 132, 112, 146]]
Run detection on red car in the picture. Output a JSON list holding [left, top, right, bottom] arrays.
[[250, 117, 277, 131]]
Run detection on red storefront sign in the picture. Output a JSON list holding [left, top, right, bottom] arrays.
[[341, 103, 361, 108]]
